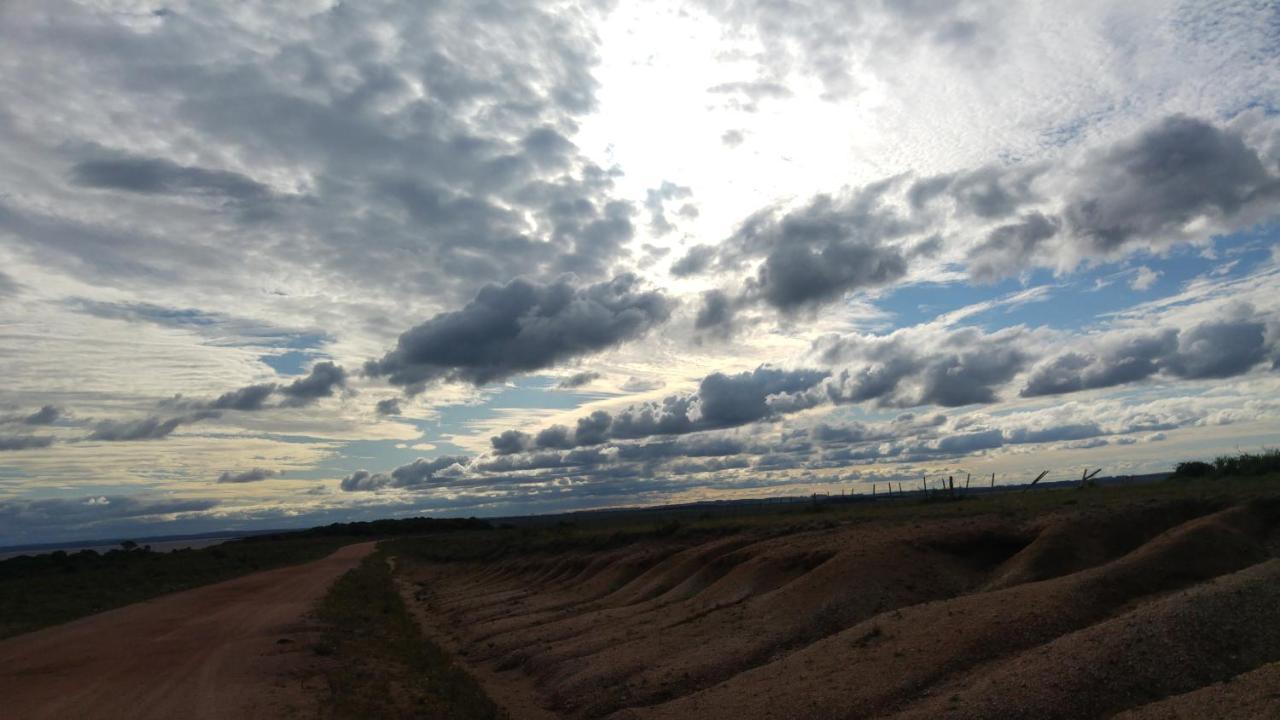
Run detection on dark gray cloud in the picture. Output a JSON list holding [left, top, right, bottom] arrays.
[[0, 435, 55, 451], [557, 371, 601, 389], [967, 212, 1061, 281], [909, 164, 1045, 219], [197, 362, 348, 412], [210, 383, 277, 411], [670, 244, 716, 276], [0, 495, 219, 540], [1065, 115, 1280, 252], [694, 289, 736, 337], [1, 405, 62, 426], [71, 155, 274, 204], [216, 468, 280, 483], [86, 411, 215, 441], [22, 405, 61, 425], [375, 398, 402, 416], [340, 455, 469, 492], [278, 361, 346, 406], [365, 274, 673, 388], [1022, 316, 1272, 397], [723, 183, 913, 311], [816, 327, 1031, 408], [490, 365, 828, 453], [0, 1, 635, 304]]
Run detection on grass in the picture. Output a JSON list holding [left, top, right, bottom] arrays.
[[388, 469, 1280, 564], [0, 516, 491, 639], [313, 547, 505, 720], [0, 534, 356, 639]]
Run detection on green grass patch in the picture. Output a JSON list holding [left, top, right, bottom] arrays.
[[313, 547, 505, 720]]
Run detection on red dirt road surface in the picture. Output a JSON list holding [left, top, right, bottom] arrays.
[[0, 541, 375, 720]]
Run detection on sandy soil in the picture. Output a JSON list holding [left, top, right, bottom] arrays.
[[401, 499, 1280, 719], [0, 541, 375, 720]]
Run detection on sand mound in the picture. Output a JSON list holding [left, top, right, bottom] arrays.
[[400, 499, 1280, 719]]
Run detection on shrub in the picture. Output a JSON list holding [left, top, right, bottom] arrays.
[[1173, 460, 1214, 478]]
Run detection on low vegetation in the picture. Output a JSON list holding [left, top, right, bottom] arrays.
[[313, 548, 505, 720], [1175, 449, 1280, 479], [0, 516, 490, 639]]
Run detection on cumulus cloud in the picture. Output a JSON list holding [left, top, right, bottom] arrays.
[[557, 371, 601, 389], [216, 468, 281, 483], [196, 362, 348, 412], [87, 412, 215, 441], [490, 365, 828, 453], [340, 455, 469, 492], [365, 274, 673, 388], [278, 361, 347, 406], [1022, 310, 1274, 396], [670, 244, 717, 277], [1131, 266, 1161, 291], [0, 405, 61, 426], [726, 183, 913, 311], [645, 182, 696, 236], [0, 435, 55, 451], [375, 398, 402, 416], [1065, 115, 1280, 254]]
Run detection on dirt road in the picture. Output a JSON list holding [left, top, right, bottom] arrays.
[[0, 541, 375, 720]]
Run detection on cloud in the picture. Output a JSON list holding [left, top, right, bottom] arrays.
[[966, 212, 1061, 282], [490, 365, 828, 453], [278, 361, 346, 406], [0, 435, 55, 451], [199, 362, 347, 411], [365, 274, 673, 388], [0, 270, 20, 296], [375, 398, 402, 416], [645, 182, 696, 236], [0, 405, 61, 426], [813, 325, 1034, 408], [557, 371, 601, 389], [0, 495, 219, 538], [216, 468, 281, 483], [670, 244, 717, 276], [727, 184, 912, 311], [1022, 311, 1274, 396], [1065, 115, 1280, 254], [340, 455, 469, 492], [721, 129, 746, 147], [1131, 266, 1161, 291], [71, 154, 275, 205], [210, 383, 277, 411], [86, 412, 214, 441]]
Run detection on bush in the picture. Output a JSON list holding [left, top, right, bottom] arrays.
[[1213, 449, 1280, 477], [1173, 460, 1214, 478]]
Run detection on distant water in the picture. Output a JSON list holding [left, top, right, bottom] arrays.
[[0, 537, 235, 561]]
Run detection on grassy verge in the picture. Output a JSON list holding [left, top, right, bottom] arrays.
[[0, 534, 356, 639], [313, 547, 505, 720]]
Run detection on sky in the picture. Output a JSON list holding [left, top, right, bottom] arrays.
[[1, 0, 1279, 545]]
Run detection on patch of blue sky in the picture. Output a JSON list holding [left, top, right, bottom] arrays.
[[307, 378, 614, 478], [260, 349, 318, 375], [877, 227, 1276, 335]]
